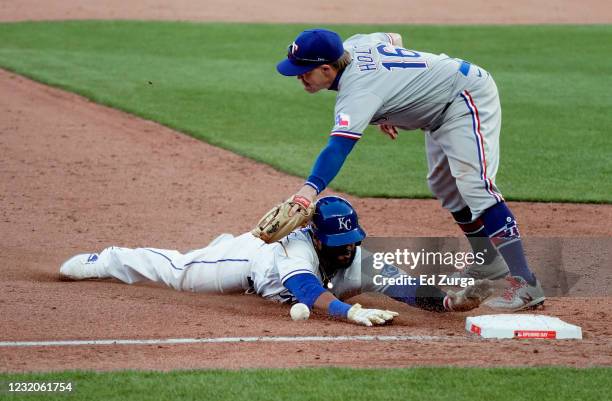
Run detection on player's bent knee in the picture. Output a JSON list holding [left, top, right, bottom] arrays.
[[455, 180, 503, 219]]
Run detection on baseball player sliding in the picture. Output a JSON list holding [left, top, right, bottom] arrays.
[[258, 29, 545, 311], [60, 197, 492, 326]]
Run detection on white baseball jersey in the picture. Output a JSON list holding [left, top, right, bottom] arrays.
[[90, 229, 362, 304], [331, 33, 504, 217], [248, 229, 362, 302]]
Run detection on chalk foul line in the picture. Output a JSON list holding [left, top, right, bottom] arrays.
[[0, 335, 454, 348]]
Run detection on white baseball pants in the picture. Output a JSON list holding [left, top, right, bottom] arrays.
[[94, 233, 261, 293]]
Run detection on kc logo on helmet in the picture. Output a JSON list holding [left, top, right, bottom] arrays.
[[338, 217, 352, 231]]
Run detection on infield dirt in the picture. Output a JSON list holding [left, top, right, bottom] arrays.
[[1, 0, 611, 371]]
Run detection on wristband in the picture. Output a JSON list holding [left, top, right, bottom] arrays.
[[304, 181, 321, 194], [328, 299, 351, 318]]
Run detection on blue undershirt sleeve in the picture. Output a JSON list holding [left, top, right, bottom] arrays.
[[305, 135, 357, 194], [381, 280, 446, 313], [283, 273, 327, 309]]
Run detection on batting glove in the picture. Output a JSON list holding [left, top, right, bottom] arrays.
[[444, 279, 494, 312], [347, 303, 399, 327]]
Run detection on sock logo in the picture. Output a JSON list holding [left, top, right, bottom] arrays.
[[490, 219, 520, 246], [503, 220, 520, 239]]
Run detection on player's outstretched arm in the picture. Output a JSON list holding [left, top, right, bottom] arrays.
[[361, 256, 493, 312], [314, 289, 398, 327], [382, 279, 494, 313], [284, 274, 398, 326]]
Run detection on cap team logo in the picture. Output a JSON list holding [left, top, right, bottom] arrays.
[[289, 42, 299, 55], [338, 216, 352, 231], [335, 113, 351, 128]]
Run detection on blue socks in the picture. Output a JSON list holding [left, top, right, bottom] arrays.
[[452, 206, 499, 265], [480, 202, 537, 285]]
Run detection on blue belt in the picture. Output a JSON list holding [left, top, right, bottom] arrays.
[[459, 60, 471, 76]]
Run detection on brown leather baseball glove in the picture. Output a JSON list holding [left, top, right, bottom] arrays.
[[251, 195, 315, 243], [444, 279, 494, 312]]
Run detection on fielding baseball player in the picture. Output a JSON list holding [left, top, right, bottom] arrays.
[[60, 197, 492, 326], [263, 28, 545, 311]]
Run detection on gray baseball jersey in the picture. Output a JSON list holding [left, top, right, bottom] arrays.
[[331, 33, 464, 137], [331, 33, 504, 217]]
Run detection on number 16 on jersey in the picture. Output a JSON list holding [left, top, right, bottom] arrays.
[[376, 45, 428, 71]]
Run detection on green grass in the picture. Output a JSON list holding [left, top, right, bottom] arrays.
[[0, 22, 610, 202], [1, 367, 610, 401]]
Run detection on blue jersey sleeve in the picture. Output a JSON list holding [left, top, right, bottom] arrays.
[[382, 281, 446, 312], [369, 262, 447, 312], [284, 273, 353, 317], [283, 273, 327, 309], [305, 135, 357, 194]]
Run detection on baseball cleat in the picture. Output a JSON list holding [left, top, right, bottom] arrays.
[[449, 254, 510, 281], [484, 275, 546, 311], [59, 253, 107, 280]]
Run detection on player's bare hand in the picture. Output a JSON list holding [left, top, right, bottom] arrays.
[[347, 303, 399, 326], [379, 124, 398, 140], [444, 279, 494, 312], [289, 185, 317, 216]]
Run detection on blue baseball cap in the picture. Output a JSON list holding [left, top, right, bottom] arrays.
[[277, 28, 344, 76]]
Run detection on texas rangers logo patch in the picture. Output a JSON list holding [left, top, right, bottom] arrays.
[[335, 113, 351, 128]]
